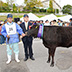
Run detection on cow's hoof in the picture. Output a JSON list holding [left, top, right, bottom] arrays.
[[47, 60, 50, 63], [50, 64, 54, 67]]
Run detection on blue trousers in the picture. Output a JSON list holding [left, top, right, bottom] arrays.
[[6, 43, 19, 55]]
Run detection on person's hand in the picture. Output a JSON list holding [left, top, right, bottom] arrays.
[[22, 33, 26, 37], [6, 35, 10, 38], [7, 35, 10, 43], [25, 32, 27, 35], [20, 36, 22, 39]]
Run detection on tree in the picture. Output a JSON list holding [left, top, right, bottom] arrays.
[[47, 8, 55, 13], [48, 0, 54, 13], [6, 0, 15, 10], [49, 0, 53, 9], [56, 9, 59, 13], [0, 1, 10, 12], [6, 0, 15, 5], [0, 0, 3, 11], [24, 0, 29, 4], [13, 4, 17, 12], [6, 0, 9, 4], [62, 5, 72, 14], [24, 0, 43, 12]]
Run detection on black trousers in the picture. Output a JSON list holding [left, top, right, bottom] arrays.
[[22, 37, 33, 58]]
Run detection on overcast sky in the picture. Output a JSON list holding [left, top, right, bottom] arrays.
[[1, 0, 72, 7]]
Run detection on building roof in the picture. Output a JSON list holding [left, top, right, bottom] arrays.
[[42, 0, 61, 9]]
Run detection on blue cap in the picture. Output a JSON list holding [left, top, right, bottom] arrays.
[[45, 20, 48, 22], [58, 19, 60, 21], [70, 18, 72, 20], [4, 20, 7, 22], [7, 14, 13, 18], [30, 20, 33, 21], [23, 14, 29, 17]]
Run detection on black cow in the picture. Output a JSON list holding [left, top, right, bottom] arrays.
[[26, 24, 72, 67]]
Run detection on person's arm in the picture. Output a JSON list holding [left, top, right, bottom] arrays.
[[20, 23, 22, 28], [16, 23, 25, 37]]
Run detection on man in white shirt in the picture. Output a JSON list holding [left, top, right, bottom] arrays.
[[44, 20, 50, 26], [20, 14, 35, 61]]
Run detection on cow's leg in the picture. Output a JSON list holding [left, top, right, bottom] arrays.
[[47, 49, 51, 63], [50, 48, 56, 67]]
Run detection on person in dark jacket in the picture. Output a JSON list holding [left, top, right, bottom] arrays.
[[0, 21, 5, 44], [20, 14, 35, 61], [69, 18, 72, 26]]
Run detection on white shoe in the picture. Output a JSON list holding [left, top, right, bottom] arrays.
[[6, 55, 11, 64], [15, 54, 20, 63], [6, 60, 11, 64], [16, 59, 20, 63]]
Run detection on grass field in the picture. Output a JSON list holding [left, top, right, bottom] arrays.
[[56, 15, 66, 17], [0, 14, 65, 21], [0, 15, 23, 21]]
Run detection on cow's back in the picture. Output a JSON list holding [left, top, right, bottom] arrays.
[[43, 26, 72, 48]]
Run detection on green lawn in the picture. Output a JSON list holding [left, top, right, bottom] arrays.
[[0, 15, 23, 21], [56, 15, 66, 17], [37, 15, 44, 18], [0, 16, 7, 21], [0, 14, 66, 21], [0, 15, 44, 21]]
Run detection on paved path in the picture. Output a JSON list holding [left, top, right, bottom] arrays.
[[0, 39, 72, 72]]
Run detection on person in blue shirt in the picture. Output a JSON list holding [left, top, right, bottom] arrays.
[[58, 19, 63, 26], [1, 14, 25, 64], [69, 18, 72, 26]]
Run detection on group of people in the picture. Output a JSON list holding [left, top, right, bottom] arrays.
[[0, 16, 72, 27], [0, 14, 72, 65], [0, 14, 35, 64], [28, 19, 72, 26]]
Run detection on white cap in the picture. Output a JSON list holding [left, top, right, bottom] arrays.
[[17, 21, 20, 24], [1, 22, 4, 24]]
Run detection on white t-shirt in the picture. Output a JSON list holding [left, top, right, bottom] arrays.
[[25, 22, 28, 30], [44, 23, 50, 26]]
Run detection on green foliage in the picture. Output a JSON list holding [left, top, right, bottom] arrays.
[[6, 0, 15, 5], [49, 0, 53, 9], [13, 4, 17, 12], [62, 5, 72, 14], [56, 9, 59, 13], [24, 0, 28, 4], [48, 0, 55, 13], [0, 1, 10, 12], [24, 0, 43, 12], [32, 7, 39, 13], [40, 8, 46, 12], [0, 1, 18, 12], [47, 8, 55, 13], [0, 0, 60, 14], [56, 15, 65, 17]]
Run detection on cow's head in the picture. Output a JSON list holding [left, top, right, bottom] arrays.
[[26, 24, 39, 38]]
